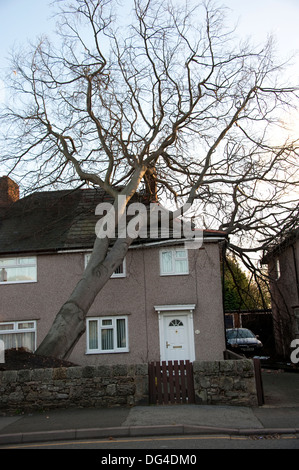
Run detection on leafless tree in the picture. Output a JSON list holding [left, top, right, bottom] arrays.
[[1, 0, 298, 358]]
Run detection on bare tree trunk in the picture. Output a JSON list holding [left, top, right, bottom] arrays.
[[36, 161, 147, 359], [36, 232, 133, 359]]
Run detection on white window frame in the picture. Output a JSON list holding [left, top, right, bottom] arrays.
[[0, 320, 37, 352], [160, 248, 189, 276], [84, 253, 126, 278], [0, 256, 37, 284], [86, 316, 129, 354]]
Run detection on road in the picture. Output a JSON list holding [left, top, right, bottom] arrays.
[[2, 434, 299, 450]]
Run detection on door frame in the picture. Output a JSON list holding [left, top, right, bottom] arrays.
[[155, 304, 196, 363]]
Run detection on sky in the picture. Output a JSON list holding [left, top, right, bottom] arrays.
[[0, 0, 298, 98], [0, 0, 298, 58], [0, 0, 297, 253]]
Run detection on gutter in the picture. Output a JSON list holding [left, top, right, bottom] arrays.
[[129, 235, 227, 250], [0, 235, 228, 257]]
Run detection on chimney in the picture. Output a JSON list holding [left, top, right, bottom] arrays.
[[0, 176, 19, 209]]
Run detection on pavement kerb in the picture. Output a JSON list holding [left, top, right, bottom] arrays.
[[1, 425, 299, 446]]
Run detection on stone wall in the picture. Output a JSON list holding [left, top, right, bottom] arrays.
[[0, 364, 149, 413], [0, 360, 258, 413], [193, 359, 258, 406]]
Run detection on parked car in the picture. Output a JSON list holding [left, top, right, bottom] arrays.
[[226, 328, 263, 356]]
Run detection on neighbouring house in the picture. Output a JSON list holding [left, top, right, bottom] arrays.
[[0, 175, 228, 366], [262, 228, 299, 358]]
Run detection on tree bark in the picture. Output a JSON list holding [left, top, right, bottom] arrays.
[[36, 227, 134, 359]]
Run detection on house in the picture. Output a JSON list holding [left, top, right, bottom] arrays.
[[0, 175, 228, 366], [262, 228, 299, 358]]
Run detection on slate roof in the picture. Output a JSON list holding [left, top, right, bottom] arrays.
[[0, 187, 227, 255], [262, 227, 299, 264]]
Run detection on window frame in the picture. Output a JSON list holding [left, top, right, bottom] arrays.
[[86, 316, 129, 354], [0, 320, 37, 352], [159, 248, 189, 276], [84, 253, 126, 278], [0, 256, 37, 285]]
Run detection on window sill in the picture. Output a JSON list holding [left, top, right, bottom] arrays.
[[85, 349, 129, 355], [0, 280, 37, 285], [160, 272, 189, 276]]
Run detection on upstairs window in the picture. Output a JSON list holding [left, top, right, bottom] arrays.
[[0, 257, 37, 284], [112, 260, 126, 278], [160, 248, 189, 275], [84, 253, 126, 278]]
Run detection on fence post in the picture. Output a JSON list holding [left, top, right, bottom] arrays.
[[253, 358, 265, 406]]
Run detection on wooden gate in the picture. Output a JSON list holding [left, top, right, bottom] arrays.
[[148, 360, 195, 405]]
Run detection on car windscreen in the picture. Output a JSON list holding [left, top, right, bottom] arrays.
[[226, 329, 255, 339]]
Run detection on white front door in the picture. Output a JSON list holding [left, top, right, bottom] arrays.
[[159, 312, 195, 363]]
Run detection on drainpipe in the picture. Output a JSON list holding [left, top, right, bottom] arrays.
[[221, 240, 228, 358]]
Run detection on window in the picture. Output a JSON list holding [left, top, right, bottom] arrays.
[[169, 319, 184, 327], [0, 321, 36, 352], [84, 253, 126, 278], [0, 257, 37, 284], [86, 316, 128, 354], [112, 261, 126, 278], [160, 248, 189, 275]]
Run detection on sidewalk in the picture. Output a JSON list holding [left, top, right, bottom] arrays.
[[1, 370, 299, 445]]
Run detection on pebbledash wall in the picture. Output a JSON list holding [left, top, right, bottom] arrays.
[[0, 360, 258, 412]]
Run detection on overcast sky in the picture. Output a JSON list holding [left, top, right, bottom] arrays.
[[0, 0, 298, 101]]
